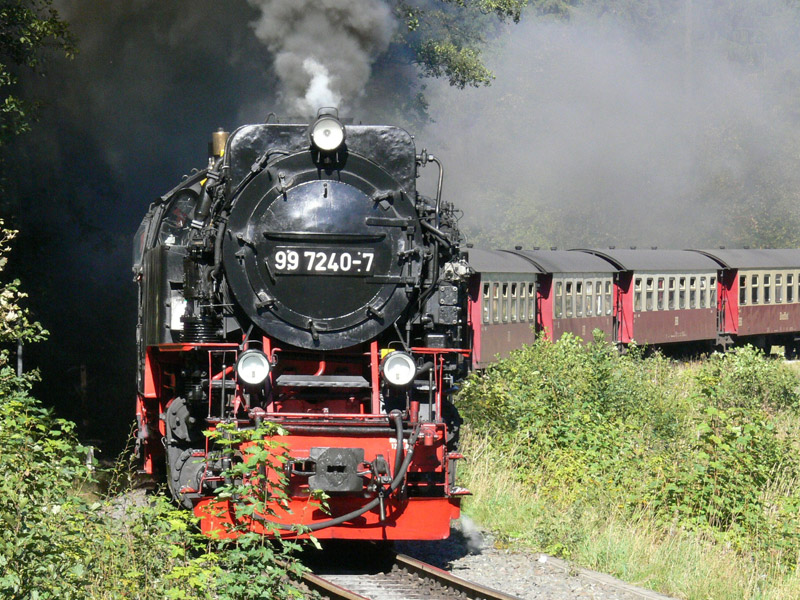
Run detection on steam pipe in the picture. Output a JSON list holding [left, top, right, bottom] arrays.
[[210, 212, 228, 281], [428, 154, 444, 228], [420, 221, 453, 248], [415, 361, 434, 378], [390, 410, 404, 478]]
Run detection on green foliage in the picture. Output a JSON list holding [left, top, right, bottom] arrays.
[[391, 0, 573, 90], [0, 407, 310, 599], [0, 221, 95, 599], [650, 348, 800, 553], [0, 383, 95, 598], [0, 0, 75, 146], [459, 335, 800, 565], [0, 224, 307, 598]]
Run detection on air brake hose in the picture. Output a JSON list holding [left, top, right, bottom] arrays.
[[249, 416, 420, 532]]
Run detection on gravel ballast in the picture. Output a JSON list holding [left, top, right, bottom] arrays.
[[396, 517, 678, 600]]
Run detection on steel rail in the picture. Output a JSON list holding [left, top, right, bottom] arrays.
[[300, 570, 370, 600], [300, 552, 523, 600], [394, 553, 522, 600]]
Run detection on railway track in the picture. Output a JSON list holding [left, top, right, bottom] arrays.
[[300, 552, 523, 600]]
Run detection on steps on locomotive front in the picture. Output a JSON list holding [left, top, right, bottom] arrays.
[[275, 374, 371, 388]]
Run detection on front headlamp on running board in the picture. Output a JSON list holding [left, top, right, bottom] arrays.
[[236, 349, 271, 386], [380, 351, 416, 388]]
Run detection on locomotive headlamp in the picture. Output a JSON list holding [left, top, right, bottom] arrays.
[[380, 351, 417, 388], [310, 114, 345, 152], [236, 349, 271, 386]]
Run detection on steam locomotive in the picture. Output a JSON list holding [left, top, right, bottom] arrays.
[[133, 112, 472, 540]]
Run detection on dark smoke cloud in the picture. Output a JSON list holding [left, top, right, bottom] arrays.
[[4, 1, 403, 451], [246, 0, 395, 115]]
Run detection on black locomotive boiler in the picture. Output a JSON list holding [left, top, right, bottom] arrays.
[[133, 112, 472, 539]]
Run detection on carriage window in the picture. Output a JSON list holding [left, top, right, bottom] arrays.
[[789, 274, 794, 303], [679, 277, 686, 309], [740, 274, 747, 305], [482, 283, 491, 323], [605, 281, 612, 315], [710, 276, 717, 308], [689, 277, 697, 308], [657, 277, 665, 310], [776, 273, 783, 303], [519, 283, 527, 322], [492, 283, 500, 322], [510, 283, 518, 321], [699, 277, 707, 308], [668, 277, 676, 309], [501, 283, 509, 322], [646, 278, 654, 311], [596, 282, 603, 316], [634, 278, 642, 311], [565, 281, 573, 317], [576, 281, 583, 317], [751, 274, 759, 305], [529, 283, 536, 320], [555, 281, 563, 319], [764, 274, 772, 304], [585, 282, 593, 316]]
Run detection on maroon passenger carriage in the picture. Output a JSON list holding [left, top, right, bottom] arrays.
[[466, 246, 800, 360], [692, 248, 800, 354], [579, 249, 725, 348], [465, 247, 617, 367]]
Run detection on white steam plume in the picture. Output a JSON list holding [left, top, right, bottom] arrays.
[[302, 58, 342, 111], [247, 0, 395, 116]]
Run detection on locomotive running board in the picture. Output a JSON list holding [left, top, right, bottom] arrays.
[[275, 374, 370, 388]]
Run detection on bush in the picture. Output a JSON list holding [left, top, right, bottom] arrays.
[[459, 333, 672, 497], [651, 347, 800, 555], [458, 334, 800, 562], [0, 223, 309, 599]]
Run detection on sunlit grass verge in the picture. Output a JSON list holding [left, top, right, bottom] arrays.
[[461, 430, 800, 600], [457, 334, 800, 600]]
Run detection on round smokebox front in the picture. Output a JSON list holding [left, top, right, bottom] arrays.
[[223, 169, 420, 350]]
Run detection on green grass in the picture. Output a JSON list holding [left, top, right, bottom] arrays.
[[460, 429, 800, 600], [456, 336, 800, 600]]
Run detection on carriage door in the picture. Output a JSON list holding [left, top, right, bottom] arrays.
[[613, 271, 633, 344], [717, 269, 738, 343]]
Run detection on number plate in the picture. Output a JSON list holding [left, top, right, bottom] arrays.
[[269, 246, 376, 276]]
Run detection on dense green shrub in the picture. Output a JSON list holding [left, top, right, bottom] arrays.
[[459, 334, 800, 561], [0, 223, 308, 599], [459, 333, 673, 496], [651, 347, 800, 554], [0, 224, 93, 598]]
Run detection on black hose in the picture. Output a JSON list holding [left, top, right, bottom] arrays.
[[249, 419, 420, 533], [415, 361, 434, 378]]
